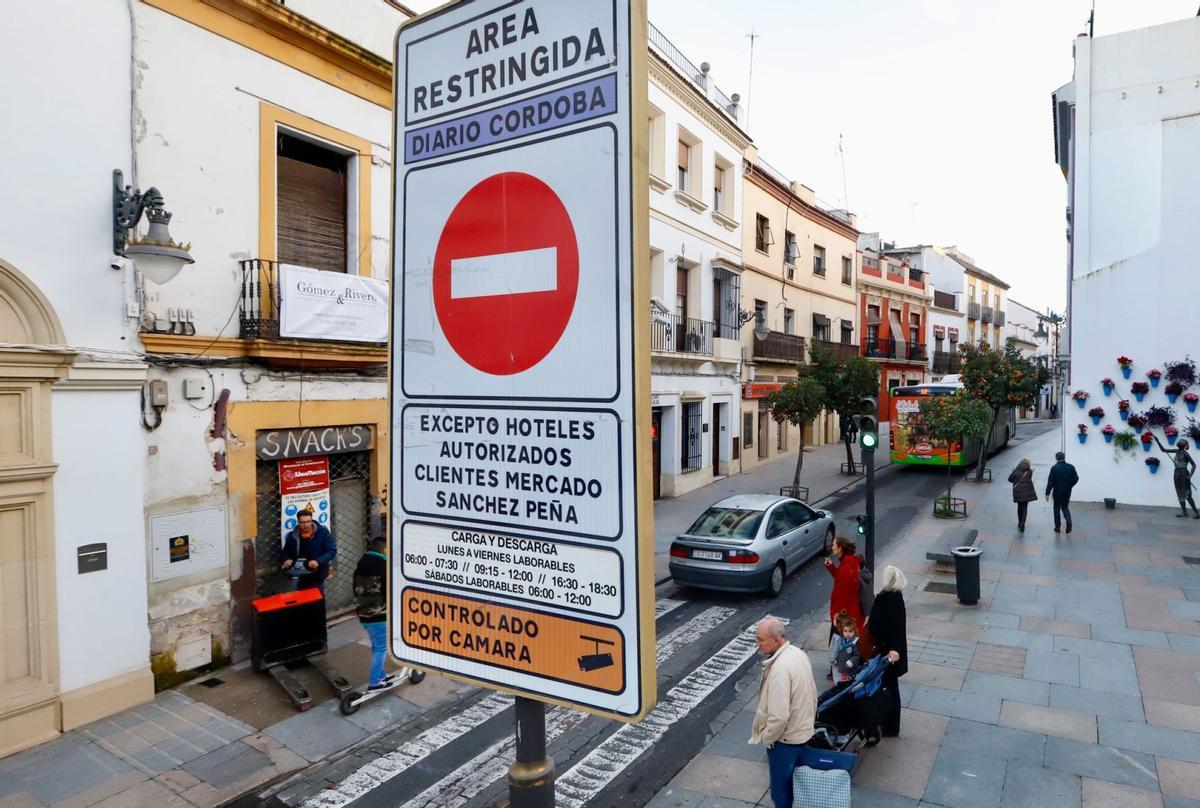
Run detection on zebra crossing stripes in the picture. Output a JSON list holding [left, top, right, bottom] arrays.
[[554, 617, 789, 808]]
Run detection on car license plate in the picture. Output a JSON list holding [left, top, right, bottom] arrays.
[[692, 549, 723, 561]]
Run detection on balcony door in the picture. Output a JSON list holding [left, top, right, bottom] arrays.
[[675, 267, 689, 352], [277, 132, 349, 274]]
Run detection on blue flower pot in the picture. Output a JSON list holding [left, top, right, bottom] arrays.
[[1189, 401, 1198, 413], [1091, 415, 1102, 425], [1077, 434, 1087, 444], [1143, 441, 1152, 452], [1076, 398, 1087, 409], [1135, 424, 1144, 434], [1169, 435, 1178, 446], [1102, 385, 1113, 397], [1169, 394, 1179, 404], [1122, 367, 1132, 379], [1103, 433, 1114, 444], [1149, 464, 1160, 474], [1134, 392, 1145, 402], [1120, 411, 1129, 421], [1150, 377, 1160, 388]]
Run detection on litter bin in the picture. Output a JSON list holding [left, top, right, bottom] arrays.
[[950, 545, 982, 605]]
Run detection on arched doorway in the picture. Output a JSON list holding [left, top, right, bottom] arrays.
[[0, 258, 70, 756]]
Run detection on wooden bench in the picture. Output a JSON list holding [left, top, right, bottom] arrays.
[[926, 527, 980, 573]]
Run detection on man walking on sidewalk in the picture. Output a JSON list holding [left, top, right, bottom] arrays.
[[1045, 451, 1080, 533], [750, 618, 817, 808]]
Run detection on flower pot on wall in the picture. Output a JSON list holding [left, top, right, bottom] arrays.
[[1091, 415, 1102, 425], [1150, 377, 1161, 389], [1103, 432, 1114, 444], [1149, 463, 1160, 474], [1169, 435, 1178, 446], [1169, 394, 1179, 404], [1134, 392, 1145, 402], [1103, 385, 1114, 397], [1076, 398, 1087, 409], [1120, 411, 1129, 421], [1188, 401, 1198, 413], [1077, 434, 1087, 444], [1122, 367, 1132, 379], [1143, 442, 1153, 452]]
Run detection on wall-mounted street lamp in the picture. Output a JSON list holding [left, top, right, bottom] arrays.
[[113, 169, 193, 285]]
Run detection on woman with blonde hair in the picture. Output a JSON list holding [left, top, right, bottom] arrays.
[[866, 564, 908, 738]]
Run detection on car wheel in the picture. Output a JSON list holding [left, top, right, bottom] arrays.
[[765, 563, 785, 598], [824, 526, 835, 553]]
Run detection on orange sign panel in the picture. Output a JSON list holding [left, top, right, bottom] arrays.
[[401, 587, 625, 694]]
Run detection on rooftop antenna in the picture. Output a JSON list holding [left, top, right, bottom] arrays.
[[745, 27, 759, 131], [1088, 0, 1094, 36], [838, 134, 850, 209]]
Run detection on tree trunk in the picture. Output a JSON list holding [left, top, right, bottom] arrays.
[[793, 434, 806, 489], [946, 450, 954, 501], [975, 409, 999, 481]]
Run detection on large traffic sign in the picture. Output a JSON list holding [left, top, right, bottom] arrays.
[[391, 1, 653, 720]]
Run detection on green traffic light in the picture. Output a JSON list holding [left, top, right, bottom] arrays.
[[860, 431, 878, 449]]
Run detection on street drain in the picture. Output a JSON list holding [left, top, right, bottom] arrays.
[[1184, 556, 1200, 566], [197, 677, 225, 688], [924, 582, 957, 594]]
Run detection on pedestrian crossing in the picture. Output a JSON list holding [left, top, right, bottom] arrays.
[[296, 598, 758, 808]]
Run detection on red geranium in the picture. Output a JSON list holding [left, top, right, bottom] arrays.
[[1186, 393, 1200, 404], [1100, 424, 1116, 435], [1141, 432, 1153, 444], [1118, 356, 1134, 369], [1118, 399, 1131, 411], [1148, 368, 1163, 379], [1078, 423, 1088, 434]]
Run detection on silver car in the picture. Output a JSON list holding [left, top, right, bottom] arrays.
[[668, 495, 836, 598]]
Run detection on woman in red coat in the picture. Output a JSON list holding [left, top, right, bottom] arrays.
[[824, 536, 864, 636]]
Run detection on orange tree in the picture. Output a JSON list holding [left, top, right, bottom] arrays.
[[919, 392, 992, 500], [958, 340, 1041, 481], [804, 342, 881, 473], [766, 376, 826, 491]]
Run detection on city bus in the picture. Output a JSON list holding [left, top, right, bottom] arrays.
[[889, 376, 1012, 467]]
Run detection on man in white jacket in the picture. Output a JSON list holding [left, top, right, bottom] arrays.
[[750, 618, 818, 808]]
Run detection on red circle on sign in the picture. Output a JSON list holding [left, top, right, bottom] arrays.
[[433, 172, 579, 376]]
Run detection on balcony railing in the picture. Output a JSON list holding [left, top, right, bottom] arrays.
[[651, 313, 714, 355], [967, 302, 981, 320], [239, 259, 281, 339], [933, 351, 961, 374], [753, 331, 806, 363], [995, 310, 1006, 326], [865, 337, 895, 358], [981, 306, 993, 324], [907, 343, 928, 362], [811, 340, 859, 361]]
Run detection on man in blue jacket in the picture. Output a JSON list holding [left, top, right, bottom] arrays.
[[282, 509, 337, 593], [1045, 451, 1080, 534]]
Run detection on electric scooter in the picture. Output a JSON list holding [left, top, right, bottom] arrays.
[[339, 666, 426, 714]]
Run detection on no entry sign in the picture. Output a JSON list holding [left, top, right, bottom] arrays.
[[391, 1, 653, 720], [432, 172, 579, 375]]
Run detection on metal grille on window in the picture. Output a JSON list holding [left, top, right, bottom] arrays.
[[682, 404, 702, 472], [715, 268, 740, 340], [743, 412, 754, 448], [254, 452, 372, 616]]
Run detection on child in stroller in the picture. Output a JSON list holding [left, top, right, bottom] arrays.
[[809, 655, 893, 754]]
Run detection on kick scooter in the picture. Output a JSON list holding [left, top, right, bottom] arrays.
[[338, 666, 426, 714]]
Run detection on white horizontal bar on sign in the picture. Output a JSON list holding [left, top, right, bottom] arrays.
[[450, 247, 557, 299]]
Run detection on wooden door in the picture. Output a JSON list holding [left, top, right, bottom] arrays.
[[711, 404, 720, 476]]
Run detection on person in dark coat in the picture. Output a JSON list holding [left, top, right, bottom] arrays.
[[1007, 458, 1037, 533], [866, 564, 908, 738], [354, 537, 393, 690], [1045, 451, 1080, 534], [282, 509, 337, 592]]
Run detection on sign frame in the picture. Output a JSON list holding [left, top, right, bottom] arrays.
[[388, 0, 653, 721]]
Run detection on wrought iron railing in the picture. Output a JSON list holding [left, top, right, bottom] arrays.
[[907, 343, 928, 361], [981, 306, 994, 323], [811, 340, 859, 361], [237, 259, 387, 344], [967, 302, 981, 319], [865, 337, 896, 358], [995, 310, 1006, 326], [651, 313, 714, 355], [648, 22, 706, 89], [753, 331, 806, 363], [933, 351, 961, 374]]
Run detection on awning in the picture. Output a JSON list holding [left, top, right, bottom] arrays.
[[933, 325, 946, 337], [867, 312, 881, 325], [812, 313, 831, 328]]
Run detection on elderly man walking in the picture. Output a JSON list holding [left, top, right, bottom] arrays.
[[750, 618, 818, 808]]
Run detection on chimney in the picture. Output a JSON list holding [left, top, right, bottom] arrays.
[[790, 182, 816, 205]]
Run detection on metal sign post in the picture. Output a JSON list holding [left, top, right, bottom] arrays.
[[389, 3, 653, 804], [856, 396, 879, 573]]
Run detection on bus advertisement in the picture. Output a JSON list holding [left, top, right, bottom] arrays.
[[890, 394, 966, 466]]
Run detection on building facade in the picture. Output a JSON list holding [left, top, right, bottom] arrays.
[[739, 155, 858, 470], [1052, 15, 1200, 506], [647, 24, 750, 498], [858, 235, 932, 419], [1005, 299, 1049, 419], [886, 245, 965, 380]]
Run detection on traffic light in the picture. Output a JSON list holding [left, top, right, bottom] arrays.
[[855, 514, 867, 535], [858, 396, 879, 450]]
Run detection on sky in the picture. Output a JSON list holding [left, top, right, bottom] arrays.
[[402, 1, 1200, 312]]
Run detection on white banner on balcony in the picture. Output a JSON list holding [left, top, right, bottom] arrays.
[[278, 264, 389, 343]]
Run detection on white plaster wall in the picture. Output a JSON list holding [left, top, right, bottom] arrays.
[[52, 388, 151, 691], [284, 0, 410, 59], [0, 2, 134, 352], [1065, 16, 1200, 506], [131, 4, 395, 335], [917, 249, 966, 296]]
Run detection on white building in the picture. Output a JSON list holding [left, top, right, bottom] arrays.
[[0, 0, 410, 756], [646, 24, 750, 499], [0, 2, 154, 755], [1052, 14, 1200, 507], [887, 246, 965, 380]]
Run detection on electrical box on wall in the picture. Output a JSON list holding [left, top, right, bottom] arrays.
[[148, 379, 169, 407], [183, 378, 208, 401]]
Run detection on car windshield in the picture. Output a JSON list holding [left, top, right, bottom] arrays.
[[685, 507, 764, 540]]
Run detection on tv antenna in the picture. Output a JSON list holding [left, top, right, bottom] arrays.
[[745, 28, 759, 131], [838, 134, 850, 209]]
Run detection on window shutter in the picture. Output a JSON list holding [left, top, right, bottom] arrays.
[[277, 134, 349, 274], [677, 140, 689, 171]]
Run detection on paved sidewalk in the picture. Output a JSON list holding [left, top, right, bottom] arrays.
[[652, 425, 892, 582], [649, 426, 1200, 808]]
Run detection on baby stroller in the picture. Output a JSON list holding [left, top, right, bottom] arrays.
[[798, 655, 894, 777]]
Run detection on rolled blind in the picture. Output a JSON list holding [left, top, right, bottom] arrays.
[[277, 134, 348, 274]]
